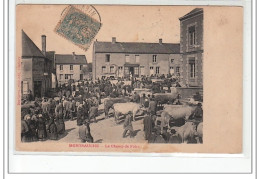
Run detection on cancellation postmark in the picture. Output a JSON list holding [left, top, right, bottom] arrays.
[[55, 5, 102, 51]]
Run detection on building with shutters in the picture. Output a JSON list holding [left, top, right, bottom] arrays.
[[21, 30, 53, 98], [92, 37, 181, 80], [55, 53, 88, 85], [92, 8, 203, 88], [179, 8, 203, 87]]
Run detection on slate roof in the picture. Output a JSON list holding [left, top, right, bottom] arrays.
[[94, 41, 180, 54], [22, 30, 45, 58], [55, 54, 87, 64], [179, 8, 203, 21]]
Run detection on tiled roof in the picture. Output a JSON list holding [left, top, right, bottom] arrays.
[[22, 30, 45, 58], [94, 41, 180, 54], [179, 8, 203, 21], [55, 54, 87, 64]]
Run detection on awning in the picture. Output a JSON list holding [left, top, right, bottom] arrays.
[[124, 63, 140, 67]]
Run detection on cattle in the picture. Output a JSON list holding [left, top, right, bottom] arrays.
[[133, 88, 152, 97], [163, 105, 196, 120], [172, 122, 197, 143], [113, 102, 143, 123], [154, 88, 179, 105], [195, 122, 203, 143], [103, 97, 131, 118]]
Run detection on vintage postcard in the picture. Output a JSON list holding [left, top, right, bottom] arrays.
[[16, 5, 243, 153]]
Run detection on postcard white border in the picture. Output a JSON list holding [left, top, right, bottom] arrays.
[[6, 0, 254, 174]]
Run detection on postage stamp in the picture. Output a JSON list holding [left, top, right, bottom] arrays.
[[55, 5, 102, 51]]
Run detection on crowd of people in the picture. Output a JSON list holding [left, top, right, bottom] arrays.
[[21, 75, 202, 143]]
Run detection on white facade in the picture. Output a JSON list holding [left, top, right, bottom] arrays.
[[56, 64, 88, 85]]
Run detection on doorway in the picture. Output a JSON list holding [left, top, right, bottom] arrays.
[[34, 81, 42, 98], [129, 67, 134, 76]]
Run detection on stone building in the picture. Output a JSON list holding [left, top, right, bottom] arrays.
[[55, 53, 88, 85], [21, 30, 53, 98], [179, 8, 203, 87], [92, 37, 181, 80]]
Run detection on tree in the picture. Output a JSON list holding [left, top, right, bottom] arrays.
[[81, 63, 92, 80]]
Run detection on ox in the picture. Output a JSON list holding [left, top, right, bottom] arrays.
[[195, 122, 203, 143], [172, 121, 197, 143], [163, 105, 196, 120], [154, 88, 179, 106], [103, 97, 131, 118], [113, 102, 143, 123]]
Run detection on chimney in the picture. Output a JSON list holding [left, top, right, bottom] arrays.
[[112, 37, 116, 44], [72, 52, 76, 60], [159, 38, 162, 45], [41, 35, 46, 55]]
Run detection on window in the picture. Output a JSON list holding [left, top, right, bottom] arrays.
[[171, 59, 174, 63], [65, 74, 69, 79], [188, 26, 196, 46], [80, 74, 83, 80], [176, 66, 180, 76], [124, 67, 129, 75], [105, 54, 110, 62], [156, 67, 160, 74], [150, 66, 154, 70], [170, 67, 174, 74], [189, 58, 195, 78], [80, 65, 83, 70], [59, 74, 63, 79], [102, 66, 106, 73], [60, 65, 63, 70], [125, 55, 130, 63], [110, 66, 114, 73], [135, 55, 140, 63], [134, 67, 139, 75], [140, 66, 145, 76], [22, 81, 29, 95], [152, 55, 157, 63], [118, 66, 123, 76], [70, 65, 73, 70]]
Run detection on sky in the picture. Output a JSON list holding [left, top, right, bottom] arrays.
[[16, 5, 196, 62]]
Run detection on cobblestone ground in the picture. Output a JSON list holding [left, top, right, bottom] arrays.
[[44, 102, 146, 144]]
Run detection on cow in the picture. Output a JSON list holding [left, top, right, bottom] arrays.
[[172, 121, 197, 143], [154, 88, 179, 106], [163, 105, 196, 120], [195, 122, 203, 143], [103, 97, 131, 118], [113, 102, 143, 123]]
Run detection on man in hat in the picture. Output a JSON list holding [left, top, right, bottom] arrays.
[[36, 114, 47, 141], [21, 115, 30, 142], [122, 112, 134, 138], [192, 103, 203, 122], [47, 115, 58, 140], [77, 103, 84, 126], [148, 96, 157, 116], [143, 111, 154, 140], [78, 120, 94, 143], [193, 92, 202, 101], [26, 113, 38, 141]]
